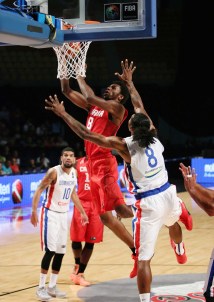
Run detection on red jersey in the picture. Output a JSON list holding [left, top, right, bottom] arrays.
[[85, 105, 128, 158], [71, 156, 104, 242], [76, 157, 92, 201]]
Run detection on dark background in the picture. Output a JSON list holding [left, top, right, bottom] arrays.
[[0, 0, 213, 186]]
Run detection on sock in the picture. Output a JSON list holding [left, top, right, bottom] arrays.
[[139, 293, 150, 302], [49, 273, 58, 288], [175, 241, 185, 255], [39, 273, 47, 288]]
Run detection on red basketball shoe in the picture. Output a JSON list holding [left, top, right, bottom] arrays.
[[129, 254, 138, 278], [171, 239, 187, 264], [70, 264, 79, 284], [179, 200, 193, 231], [70, 273, 91, 286]]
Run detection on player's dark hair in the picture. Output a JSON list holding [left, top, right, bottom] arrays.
[[113, 81, 130, 104], [61, 147, 74, 155], [131, 113, 157, 148]]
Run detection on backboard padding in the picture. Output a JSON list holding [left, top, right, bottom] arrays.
[[0, 0, 156, 48]]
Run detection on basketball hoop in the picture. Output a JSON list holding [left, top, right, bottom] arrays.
[[53, 21, 93, 80], [54, 41, 91, 79]]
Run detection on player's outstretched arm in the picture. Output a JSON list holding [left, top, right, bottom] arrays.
[[115, 59, 141, 111], [179, 163, 214, 216], [76, 75, 95, 99], [60, 78, 90, 111], [115, 59, 155, 129]]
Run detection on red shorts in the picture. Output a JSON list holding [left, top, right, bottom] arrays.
[[87, 156, 125, 214], [70, 199, 104, 243]]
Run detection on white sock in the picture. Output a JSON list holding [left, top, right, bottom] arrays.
[[39, 273, 47, 288], [139, 293, 150, 302], [175, 241, 185, 255], [49, 273, 58, 288]]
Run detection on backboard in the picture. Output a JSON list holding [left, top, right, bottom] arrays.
[[0, 0, 156, 48]]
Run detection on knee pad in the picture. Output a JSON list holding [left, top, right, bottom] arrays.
[[72, 241, 82, 250], [41, 249, 55, 271], [52, 253, 64, 272]]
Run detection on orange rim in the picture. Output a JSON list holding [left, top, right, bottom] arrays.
[[62, 20, 100, 29], [85, 20, 100, 24]]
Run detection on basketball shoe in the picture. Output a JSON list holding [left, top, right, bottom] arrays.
[[70, 273, 91, 286], [170, 239, 187, 264], [204, 298, 214, 302], [179, 200, 193, 231], [70, 264, 79, 283], [129, 254, 138, 278], [36, 287, 52, 301], [47, 286, 66, 298], [204, 292, 214, 302]]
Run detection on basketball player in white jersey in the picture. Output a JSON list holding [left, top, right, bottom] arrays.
[[115, 59, 192, 231], [44, 90, 189, 302], [30, 147, 88, 302]]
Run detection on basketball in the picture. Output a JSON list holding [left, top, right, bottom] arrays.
[[66, 42, 81, 58], [12, 179, 23, 204], [54, 19, 92, 79]]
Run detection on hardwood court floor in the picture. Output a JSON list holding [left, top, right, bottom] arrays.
[[0, 191, 213, 301]]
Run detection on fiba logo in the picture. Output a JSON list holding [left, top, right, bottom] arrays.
[[122, 3, 138, 21], [12, 179, 23, 204], [104, 4, 121, 22]]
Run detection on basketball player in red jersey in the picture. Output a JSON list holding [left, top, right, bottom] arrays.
[[70, 156, 104, 286], [60, 75, 137, 278]]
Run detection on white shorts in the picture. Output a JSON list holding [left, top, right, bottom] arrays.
[[133, 184, 181, 260], [39, 207, 68, 254]]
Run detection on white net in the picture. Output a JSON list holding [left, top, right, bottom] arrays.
[[53, 41, 92, 79]]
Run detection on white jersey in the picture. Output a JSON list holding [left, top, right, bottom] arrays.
[[42, 165, 77, 213], [124, 136, 168, 194]]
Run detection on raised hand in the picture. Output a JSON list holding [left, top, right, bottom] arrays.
[[179, 163, 197, 191], [45, 94, 66, 117], [115, 59, 136, 82]]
